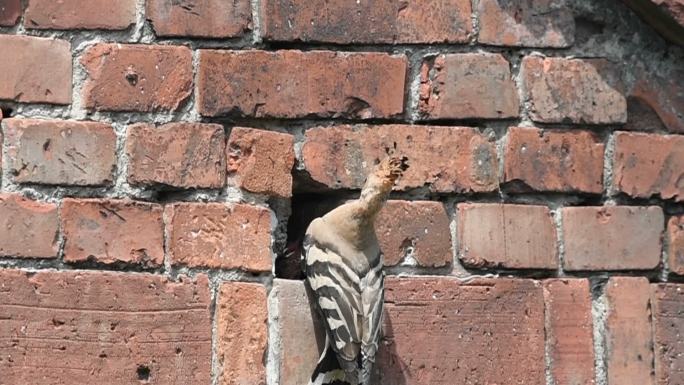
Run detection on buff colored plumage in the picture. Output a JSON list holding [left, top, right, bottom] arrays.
[[304, 156, 408, 385]]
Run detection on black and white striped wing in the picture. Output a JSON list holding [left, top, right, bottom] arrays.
[[304, 239, 363, 365], [361, 257, 384, 360]]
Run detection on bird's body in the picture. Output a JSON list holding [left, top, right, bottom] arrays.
[[303, 157, 408, 385]]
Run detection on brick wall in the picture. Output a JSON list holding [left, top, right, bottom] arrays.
[[0, 1, 683, 385]]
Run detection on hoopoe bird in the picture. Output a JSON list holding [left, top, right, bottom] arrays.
[[303, 156, 409, 385]]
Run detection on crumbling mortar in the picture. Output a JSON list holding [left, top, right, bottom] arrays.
[[404, 49, 432, 123], [266, 280, 282, 385], [161, 201, 173, 275], [551, 206, 566, 277], [602, 132, 618, 205], [493, 122, 508, 195], [590, 276, 609, 385], [470, 0, 480, 45], [513, 51, 538, 128], [250, 0, 263, 45], [132, 0, 150, 43], [15, 26, 138, 45], [209, 275, 221, 385], [659, 215, 671, 282], [383, 265, 455, 277], [0, 258, 166, 275], [543, 288, 555, 385], [445, 196, 470, 278]]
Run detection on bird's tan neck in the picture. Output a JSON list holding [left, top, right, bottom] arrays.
[[322, 181, 390, 248]]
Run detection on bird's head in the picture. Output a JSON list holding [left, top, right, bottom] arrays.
[[365, 155, 409, 193], [380, 155, 409, 185]]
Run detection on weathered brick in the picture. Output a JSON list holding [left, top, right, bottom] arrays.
[[375, 200, 452, 268], [543, 279, 595, 385], [227, 127, 295, 198], [457, 203, 557, 269], [126, 122, 226, 189], [605, 277, 654, 385], [261, 0, 471, 44], [0, 194, 58, 258], [217, 282, 267, 385], [197, 50, 406, 119], [61, 199, 164, 266], [668, 215, 684, 275], [419, 53, 519, 120], [0, 269, 212, 384], [81, 44, 193, 112], [301, 125, 498, 193], [562, 206, 663, 271], [166, 202, 273, 271], [504, 127, 604, 194], [522, 57, 627, 124], [25, 0, 136, 30], [478, 0, 575, 47], [147, 0, 251, 38], [377, 277, 546, 384], [270, 279, 326, 385], [0, 0, 21, 26], [4, 118, 116, 186], [0, 35, 72, 104], [613, 131, 684, 201], [650, 283, 684, 385], [627, 70, 684, 133]]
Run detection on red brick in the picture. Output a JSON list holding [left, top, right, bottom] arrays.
[[419, 53, 519, 120], [227, 127, 295, 198], [478, 0, 575, 47], [613, 132, 684, 201], [270, 279, 326, 385], [217, 282, 267, 385], [0, 35, 72, 104], [147, 0, 251, 38], [25, 0, 136, 30], [197, 50, 406, 119], [562, 206, 663, 271], [668, 215, 684, 275], [522, 57, 627, 124], [375, 200, 452, 268], [458, 203, 557, 269], [377, 277, 546, 384], [4, 118, 116, 186], [0, 194, 58, 258], [126, 122, 226, 189], [627, 70, 684, 133], [261, 0, 471, 44], [0, 269, 212, 384], [301, 125, 498, 193], [0, 0, 21, 26], [81, 44, 193, 112], [604, 277, 654, 385], [61, 199, 164, 267], [166, 202, 273, 272], [543, 279, 595, 385], [650, 283, 684, 385], [504, 127, 604, 194]]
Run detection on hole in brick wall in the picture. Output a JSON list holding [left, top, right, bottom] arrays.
[[276, 192, 351, 279], [0, 106, 14, 119], [136, 365, 151, 382]]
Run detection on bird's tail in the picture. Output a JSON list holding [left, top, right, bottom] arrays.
[[309, 335, 352, 385]]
